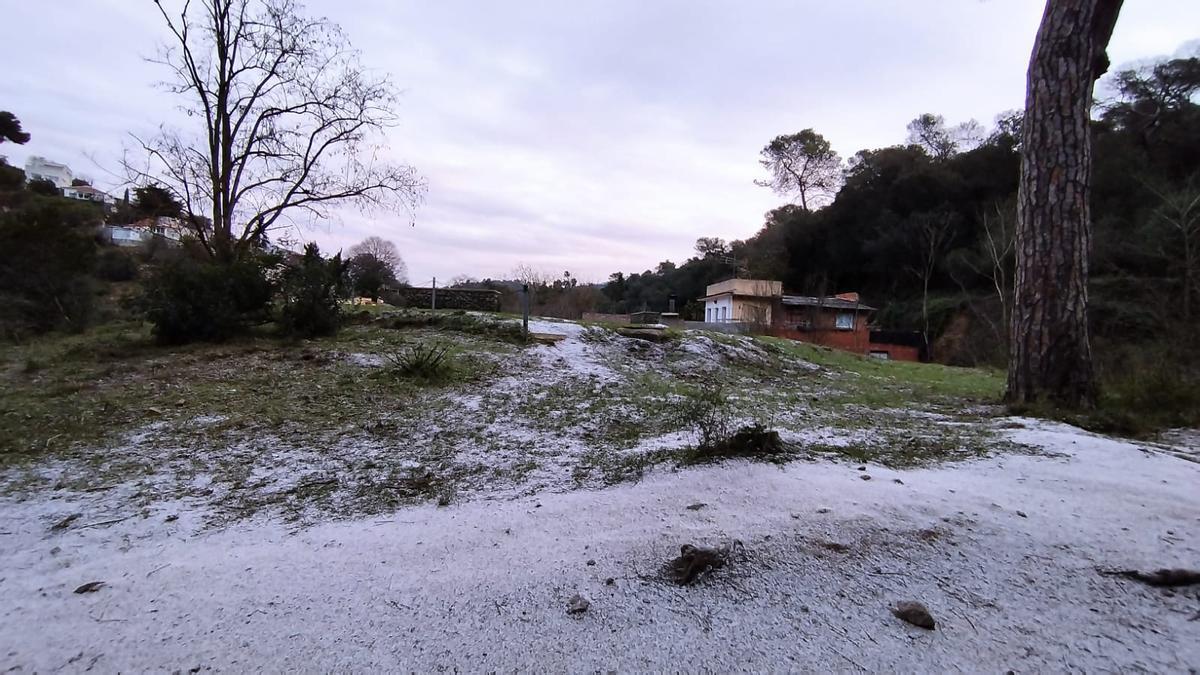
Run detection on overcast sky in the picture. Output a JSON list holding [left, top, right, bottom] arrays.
[[1, 1, 1197, 285]]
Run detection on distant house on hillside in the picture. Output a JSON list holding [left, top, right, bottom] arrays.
[[699, 278, 782, 325], [24, 156, 74, 188], [695, 278, 923, 361], [100, 216, 187, 247], [63, 184, 113, 205]]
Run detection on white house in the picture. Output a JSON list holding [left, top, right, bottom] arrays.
[[698, 278, 781, 324], [100, 217, 187, 247], [23, 156, 74, 188], [63, 184, 112, 204]]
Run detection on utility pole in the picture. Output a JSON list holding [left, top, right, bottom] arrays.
[[431, 276, 437, 311]]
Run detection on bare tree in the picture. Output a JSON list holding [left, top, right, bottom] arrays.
[[951, 119, 986, 153], [947, 202, 1017, 347], [1148, 178, 1200, 320], [348, 236, 408, 284], [755, 129, 843, 212], [906, 211, 955, 341], [1008, 0, 1122, 407], [131, 0, 425, 261]]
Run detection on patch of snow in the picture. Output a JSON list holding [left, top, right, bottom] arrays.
[[345, 352, 385, 367], [2, 418, 1198, 670]]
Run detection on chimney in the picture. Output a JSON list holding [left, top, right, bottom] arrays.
[[834, 292, 860, 303]]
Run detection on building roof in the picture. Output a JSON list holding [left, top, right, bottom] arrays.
[[781, 295, 876, 311], [67, 185, 108, 196]]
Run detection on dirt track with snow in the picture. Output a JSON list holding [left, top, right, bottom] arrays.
[[2, 419, 1197, 672]]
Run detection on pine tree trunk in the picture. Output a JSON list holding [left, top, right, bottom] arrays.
[[1007, 0, 1122, 408]]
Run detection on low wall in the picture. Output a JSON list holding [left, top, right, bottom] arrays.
[[582, 312, 629, 324], [767, 327, 869, 352], [684, 321, 755, 335], [767, 327, 922, 362], [381, 286, 502, 312], [866, 342, 921, 362]]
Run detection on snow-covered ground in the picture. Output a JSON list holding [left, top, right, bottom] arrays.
[[2, 418, 1197, 672]]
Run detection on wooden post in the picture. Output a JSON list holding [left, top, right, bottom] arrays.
[[521, 283, 530, 338], [431, 276, 437, 311]]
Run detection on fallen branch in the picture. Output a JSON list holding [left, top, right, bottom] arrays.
[[76, 516, 132, 530], [1099, 568, 1200, 588]]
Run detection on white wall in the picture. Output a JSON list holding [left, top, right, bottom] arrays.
[[23, 156, 73, 188], [705, 296, 734, 322]]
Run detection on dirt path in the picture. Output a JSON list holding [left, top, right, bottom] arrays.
[[1, 419, 1197, 672]]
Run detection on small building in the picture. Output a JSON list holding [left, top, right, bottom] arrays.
[[694, 278, 923, 361], [773, 292, 876, 354], [698, 278, 782, 325], [100, 217, 187, 247], [24, 156, 74, 188], [63, 184, 112, 205]]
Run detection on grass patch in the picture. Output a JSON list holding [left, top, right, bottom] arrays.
[[378, 309, 529, 344]]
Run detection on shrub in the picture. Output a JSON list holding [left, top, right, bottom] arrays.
[[383, 341, 455, 382], [682, 424, 787, 465], [96, 248, 139, 282], [676, 380, 732, 448], [382, 309, 528, 343], [143, 257, 274, 344], [0, 195, 99, 337], [278, 243, 348, 338]]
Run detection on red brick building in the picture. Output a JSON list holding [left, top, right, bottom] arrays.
[[699, 280, 922, 361]]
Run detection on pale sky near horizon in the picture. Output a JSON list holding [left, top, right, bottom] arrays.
[[1, 1, 1197, 285]]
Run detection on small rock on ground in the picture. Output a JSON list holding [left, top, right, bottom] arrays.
[[891, 600, 936, 629], [566, 594, 590, 615]]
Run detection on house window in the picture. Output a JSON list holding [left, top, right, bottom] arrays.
[[835, 312, 854, 330]]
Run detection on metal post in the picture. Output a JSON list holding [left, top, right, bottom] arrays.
[[521, 283, 530, 337], [431, 276, 437, 310]]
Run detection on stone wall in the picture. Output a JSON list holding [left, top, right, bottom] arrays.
[[381, 286, 502, 312]]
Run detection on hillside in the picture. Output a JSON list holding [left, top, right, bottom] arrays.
[[1, 310, 1007, 522], [1, 312, 1197, 670]]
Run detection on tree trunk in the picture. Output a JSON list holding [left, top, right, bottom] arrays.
[[1007, 0, 1122, 408]]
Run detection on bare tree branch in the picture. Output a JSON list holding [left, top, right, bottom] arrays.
[[134, 0, 425, 260]]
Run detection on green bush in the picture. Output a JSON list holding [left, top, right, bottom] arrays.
[[143, 257, 274, 344], [96, 248, 139, 282], [0, 195, 99, 337], [278, 243, 348, 338]]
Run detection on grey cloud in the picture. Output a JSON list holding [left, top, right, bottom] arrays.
[[3, 0, 1198, 283]]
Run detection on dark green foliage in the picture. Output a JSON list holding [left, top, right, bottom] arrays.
[[382, 309, 528, 343], [0, 160, 24, 192], [0, 111, 31, 144], [95, 249, 139, 282], [0, 195, 100, 337], [26, 178, 60, 196], [347, 252, 397, 301], [278, 243, 348, 338], [112, 185, 185, 224], [682, 424, 787, 466], [143, 257, 274, 344]]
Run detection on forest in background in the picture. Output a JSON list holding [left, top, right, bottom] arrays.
[[468, 49, 1197, 373]]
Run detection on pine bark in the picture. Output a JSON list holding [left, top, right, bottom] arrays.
[[1007, 0, 1122, 407]]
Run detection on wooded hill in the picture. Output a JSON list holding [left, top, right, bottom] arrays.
[[595, 49, 1199, 377]]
